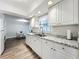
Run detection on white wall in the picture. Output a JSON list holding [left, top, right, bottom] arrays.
[[5, 15, 30, 39]]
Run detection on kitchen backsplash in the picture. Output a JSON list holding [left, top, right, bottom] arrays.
[[32, 27, 40, 33], [50, 25, 79, 37], [32, 24, 79, 38]]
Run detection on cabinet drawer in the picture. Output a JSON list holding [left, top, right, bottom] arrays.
[[62, 45, 78, 56], [51, 41, 78, 59]]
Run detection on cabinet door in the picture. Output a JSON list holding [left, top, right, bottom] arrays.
[[53, 49, 68, 59], [57, 2, 62, 25], [0, 14, 4, 28], [0, 31, 5, 55], [41, 39, 51, 59], [30, 36, 38, 52], [1, 31, 4, 53], [26, 35, 29, 45], [0, 31, 2, 54], [27, 35, 31, 46], [30, 36, 35, 48], [73, 0, 78, 24], [62, 0, 74, 25], [61, 45, 79, 59], [51, 40, 78, 59], [34, 38, 42, 57], [48, 5, 58, 25], [50, 45, 69, 59]]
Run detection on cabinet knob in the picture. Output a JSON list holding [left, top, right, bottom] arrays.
[[53, 49, 56, 51], [62, 48, 64, 49], [51, 48, 53, 49]]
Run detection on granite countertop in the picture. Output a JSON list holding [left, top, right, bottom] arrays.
[[27, 33, 79, 50], [27, 33, 35, 36], [48, 34, 78, 41], [41, 35, 79, 50]]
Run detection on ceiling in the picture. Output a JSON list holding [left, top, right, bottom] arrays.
[[29, 0, 48, 17], [0, 0, 46, 18], [48, 0, 63, 7], [0, 0, 62, 18]]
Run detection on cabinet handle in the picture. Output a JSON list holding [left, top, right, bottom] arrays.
[[1, 30, 4, 31], [53, 49, 56, 51], [62, 48, 64, 49], [51, 48, 53, 49]]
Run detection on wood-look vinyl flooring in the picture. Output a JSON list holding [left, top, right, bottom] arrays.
[[0, 39, 40, 59]]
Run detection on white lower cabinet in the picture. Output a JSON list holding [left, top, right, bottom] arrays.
[[32, 36, 42, 57], [26, 35, 78, 59], [50, 42, 76, 59], [35, 38, 42, 57], [26, 35, 30, 45], [51, 49, 68, 59], [0, 30, 5, 55], [41, 39, 51, 59], [26, 35, 42, 57]]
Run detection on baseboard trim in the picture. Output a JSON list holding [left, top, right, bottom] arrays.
[[6, 37, 17, 40]]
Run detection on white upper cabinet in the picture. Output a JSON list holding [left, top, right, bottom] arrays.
[[62, 0, 74, 25], [62, 0, 79, 25], [57, 2, 62, 25], [48, 5, 58, 25], [73, 0, 78, 24], [48, 0, 79, 26]]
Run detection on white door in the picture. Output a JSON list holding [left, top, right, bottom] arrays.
[[62, 0, 74, 25], [73, 0, 78, 24], [35, 38, 42, 57], [0, 30, 5, 55], [53, 49, 68, 59], [30, 36, 37, 50], [61, 45, 79, 59], [48, 5, 58, 25], [26, 35, 29, 44], [26, 35, 30, 45], [41, 39, 51, 59], [29, 35, 32, 47], [0, 31, 2, 55], [0, 14, 4, 28], [50, 46, 68, 59], [58, 2, 62, 25]]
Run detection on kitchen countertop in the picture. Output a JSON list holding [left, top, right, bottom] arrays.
[[41, 35, 79, 50], [27, 33, 35, 35], [27, 33, 79, 50]]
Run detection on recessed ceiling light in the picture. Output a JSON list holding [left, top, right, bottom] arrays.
[[48, 1, 53, 5], [17, 19, 29, 22], [38, 11, 41, 14]]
